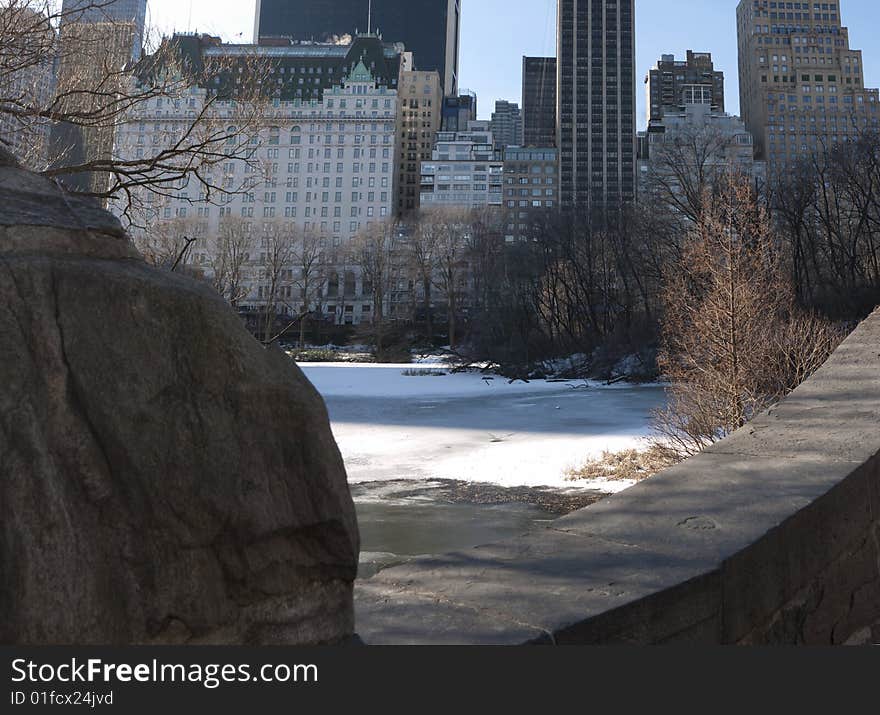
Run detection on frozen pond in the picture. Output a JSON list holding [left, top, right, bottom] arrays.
[[298, 362, 667, 573]]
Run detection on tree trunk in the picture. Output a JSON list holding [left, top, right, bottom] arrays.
[[448, 292, 456, 348], [423, 275, 433, 342]]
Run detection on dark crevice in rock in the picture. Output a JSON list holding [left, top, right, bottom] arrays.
[[49, 267, 115, 505]]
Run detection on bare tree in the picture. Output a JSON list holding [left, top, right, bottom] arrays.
[[211, 215, 255, 307], [256, 220, 296, 342], [351, 219, 396, 353], [0, 1, 56, 166], [132, 215, 199, 270], [291, 230, 326, 348], [427, 207, 472, 348], [465, 206, 504, 316], [774, 131, 880, 318], [642, 121, 759, 224], [408, 210, 445, 341]]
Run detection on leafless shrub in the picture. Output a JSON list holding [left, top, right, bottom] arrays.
[[653, 175, 844, 458]]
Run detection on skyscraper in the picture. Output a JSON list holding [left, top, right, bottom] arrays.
[[737, 0, 880, 176], [52, 0, 149, 196], [60, 0, 146, 59], [61, 0, 146, 24], [557, 0, 636, 212], [522, 56, 556, 147], [490, 100, 523, 150], [254, 0, 461, 96], [645, 51, 725, 123], [396, 65, 443, 215]]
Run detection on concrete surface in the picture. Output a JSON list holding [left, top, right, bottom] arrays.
[[355, 308, 880, 644]]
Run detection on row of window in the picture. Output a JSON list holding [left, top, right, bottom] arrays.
[[209, 206, 391, 225], [505, 200, 555, 209]]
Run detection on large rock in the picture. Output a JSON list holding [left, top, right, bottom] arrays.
[[0, 149, 359, 644]]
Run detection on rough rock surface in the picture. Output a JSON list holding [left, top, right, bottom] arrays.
[[0, 149, 359, 645]]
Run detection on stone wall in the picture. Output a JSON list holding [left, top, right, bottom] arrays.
[[356, 308, 880, 644]]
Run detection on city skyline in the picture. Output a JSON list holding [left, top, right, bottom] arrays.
[[145, 0, 880, 129]]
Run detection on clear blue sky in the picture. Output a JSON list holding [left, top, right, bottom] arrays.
[[150, 0, 880, 129]]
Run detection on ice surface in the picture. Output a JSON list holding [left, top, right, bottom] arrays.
[[300, 363, 667, 490]]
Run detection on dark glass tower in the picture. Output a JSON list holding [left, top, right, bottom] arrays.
[[557, 0, 636, 212], [254, 0, 460, 96], [522, 56, 556, 147]]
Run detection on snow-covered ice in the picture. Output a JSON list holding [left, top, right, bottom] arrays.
[[300, 362, 667, 491]]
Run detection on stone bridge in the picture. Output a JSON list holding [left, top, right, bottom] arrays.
[[355, 309, 880, 644]]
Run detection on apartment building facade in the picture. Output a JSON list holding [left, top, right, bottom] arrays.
[[637, 103, 766, 204], [419, 120, 503, 210], [645, 51, 725, 123], [502, 146, 558, 243]]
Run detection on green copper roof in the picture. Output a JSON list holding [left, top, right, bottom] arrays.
[[348, 59, 374, 83]]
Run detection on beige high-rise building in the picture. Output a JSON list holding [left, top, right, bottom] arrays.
[[737, 0, 879, 177], [52, 20, 141, 199], [395, 65, 442, 216]]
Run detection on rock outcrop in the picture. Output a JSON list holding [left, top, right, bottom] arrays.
[[0, 149, 359, 644]]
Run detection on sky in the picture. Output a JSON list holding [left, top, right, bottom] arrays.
[[146, 0, 880, 130]]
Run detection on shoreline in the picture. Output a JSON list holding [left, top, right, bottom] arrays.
[[351, 478, 609, 516]]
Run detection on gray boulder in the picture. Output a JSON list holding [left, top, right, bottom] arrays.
[[0, 149, 359, 644]]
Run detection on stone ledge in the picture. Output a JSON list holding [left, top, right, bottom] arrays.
[[355, 308, 880, 645], [0, 163, 125, 238]]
